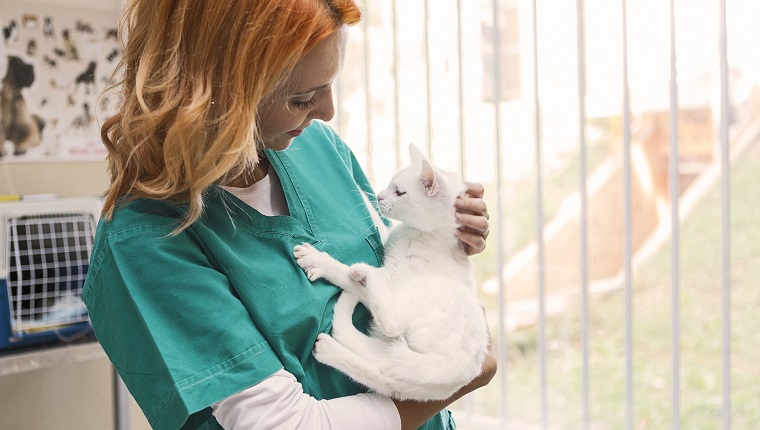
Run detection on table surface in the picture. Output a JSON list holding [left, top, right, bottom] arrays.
[[0, 340, 106, 377]]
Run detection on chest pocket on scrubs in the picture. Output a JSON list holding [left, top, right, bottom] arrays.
[[363, 226, 385, 265]]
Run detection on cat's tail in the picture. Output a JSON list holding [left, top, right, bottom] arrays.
[[331, 292, 389, 354]]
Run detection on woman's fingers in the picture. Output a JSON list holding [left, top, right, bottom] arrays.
[[455, 212, 490, 237], [456, 228, 488, 255], [455, 181, 490, 255], [455, 195, 489, 220], [463, 181, 485, 199]]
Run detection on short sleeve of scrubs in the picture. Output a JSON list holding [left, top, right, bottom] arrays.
[[83, 221, 283, 430]]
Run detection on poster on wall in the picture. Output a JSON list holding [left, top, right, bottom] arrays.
[[0, 1, 120, 162]]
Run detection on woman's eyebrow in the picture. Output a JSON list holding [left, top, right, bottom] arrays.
[[292, 83, 330, 96]]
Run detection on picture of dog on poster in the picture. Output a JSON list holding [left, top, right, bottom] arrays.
[[0, 3, 120, 161]]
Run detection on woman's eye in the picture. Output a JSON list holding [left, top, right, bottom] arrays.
[[290, 97, 317, 110]]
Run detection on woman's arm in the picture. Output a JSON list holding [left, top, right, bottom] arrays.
[[393, 326, 498, 430], [212, 370, 402, 430], [212, 347, 497, 430]]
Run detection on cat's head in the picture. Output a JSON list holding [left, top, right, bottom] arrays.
[[377, 144, 466, 232]]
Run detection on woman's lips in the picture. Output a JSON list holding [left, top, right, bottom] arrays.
[[287, 129, 303, 137]]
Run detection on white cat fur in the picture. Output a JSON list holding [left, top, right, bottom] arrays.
[[294, 144, 490, 401]]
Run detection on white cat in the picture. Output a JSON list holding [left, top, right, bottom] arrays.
[[293, 144, 490, 401]]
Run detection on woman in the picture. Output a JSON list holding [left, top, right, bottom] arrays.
[[83, 1, 496, 429]]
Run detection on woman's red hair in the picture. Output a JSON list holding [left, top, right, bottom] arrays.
[[100, 0, 361, 231]]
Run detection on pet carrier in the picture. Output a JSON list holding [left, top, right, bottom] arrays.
[[0, 197, 101, 351]]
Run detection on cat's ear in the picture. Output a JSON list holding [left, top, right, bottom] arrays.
[[408, 143, 428, 166], [420, 160, 441, 197]]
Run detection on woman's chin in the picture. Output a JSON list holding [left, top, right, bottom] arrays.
[[263, 135, 296, 151]]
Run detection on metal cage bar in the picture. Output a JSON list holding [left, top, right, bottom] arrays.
[[5, 214, 95, 333]]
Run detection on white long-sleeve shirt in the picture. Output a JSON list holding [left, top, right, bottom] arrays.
[[211, 370, 401, 430]]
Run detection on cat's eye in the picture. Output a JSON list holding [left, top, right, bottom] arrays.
[[395, 189, 406, 196]]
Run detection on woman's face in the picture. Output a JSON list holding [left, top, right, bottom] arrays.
[[256, 27, 347, 151]]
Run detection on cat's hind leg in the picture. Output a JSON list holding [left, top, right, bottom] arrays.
[[313, 333, 393, 397], [329, 261, 406, 338], [352, 270, 406, 338], [331, 293, 389, 356]]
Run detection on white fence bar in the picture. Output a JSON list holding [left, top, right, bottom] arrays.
[[456, 1, 474, 417], [718, 0, 731, 428], [391, 0, 401, 170], [391, 0, 402, 170], [423, 0, 433, 158], [668, 0, 681, 428], [576, 0, 591, 427], [361, 5, 374, 182], [531, 0, 548, 428], [456, 0, 466, 177], [490, 0, 508, 424], [621, 0, 634, 429]]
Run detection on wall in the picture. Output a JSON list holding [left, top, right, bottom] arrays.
[[0, 0, 117, 197], [0, 161, 108, 197], [1, 1, 150, 429], [0, 356, 150, 430]]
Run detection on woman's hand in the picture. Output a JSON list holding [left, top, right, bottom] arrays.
[[463, 343, 498, 395], [455, 181, 490, 255], [392, 309, 497, 430], [469, 313, 498, 390]]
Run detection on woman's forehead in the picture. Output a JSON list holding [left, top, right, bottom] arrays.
[[287, 28, 347, 94]]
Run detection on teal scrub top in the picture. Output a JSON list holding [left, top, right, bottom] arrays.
[[82, 121, 456, 430]]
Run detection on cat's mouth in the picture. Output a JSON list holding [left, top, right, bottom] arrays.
[[378, 200, 391, 216]]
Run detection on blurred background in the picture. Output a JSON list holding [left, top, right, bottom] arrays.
[[333, 0, 759, 429]]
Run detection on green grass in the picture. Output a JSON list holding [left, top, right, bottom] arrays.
[[459, 135, 760, 429]]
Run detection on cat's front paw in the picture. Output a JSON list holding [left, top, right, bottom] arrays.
[[294, 243, 326, 281], [348, 266, 368, 286], [312, 333, 342, 365]]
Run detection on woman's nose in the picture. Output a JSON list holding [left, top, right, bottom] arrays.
[[310, 87, 335, 122]]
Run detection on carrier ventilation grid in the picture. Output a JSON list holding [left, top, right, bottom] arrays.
[[5, 213, 96, 334]]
